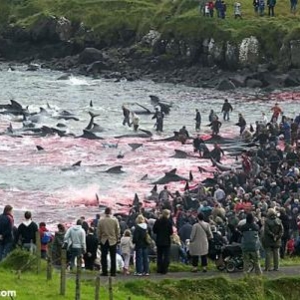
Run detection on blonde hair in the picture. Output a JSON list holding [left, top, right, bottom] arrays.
[[171, 233, 181, 245], [162, 209, 171, 218], [136, 214, 145, 224], [123, 229, 131, 237]]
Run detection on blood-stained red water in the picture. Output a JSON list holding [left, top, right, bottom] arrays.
[[1, 63, 299, 230]]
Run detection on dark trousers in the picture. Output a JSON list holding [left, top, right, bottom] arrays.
[[101, 241, 116, 276], [268, 6, 275, 16], [157, 246, 170, 274], [192, 255, 208, 267]]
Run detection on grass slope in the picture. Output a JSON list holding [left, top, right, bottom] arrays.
[[2, 250, 300, 300]]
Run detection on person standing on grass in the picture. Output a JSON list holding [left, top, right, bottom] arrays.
[[267, 0, 276, 16], [189, 212, 212, 273], [0, 205, 14, 261], [153, 209, 173, 275], [17, 211, 38, 253], [234, 2, 242, 18], [132, 215, 150, 276], [258, 0, 265, 15], [239, 213, 262, 275], [290, 0, 297, 14], [97, 207, 120, 277], [63, 219, 86, 270], [262, 208, 283, 271]]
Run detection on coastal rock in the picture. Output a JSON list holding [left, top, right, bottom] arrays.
[[225, 42, 239, 70], [140, 30, 161, 47], [78, 47, 103, 64], [208, 39, 225, 65], [229, 74, 247, 87], [165, 39, 180, 56], [31, 16, 72, 42], [26, 63, 39, 71], [216, 78, 236, 90], [86, 60, 110, 75], [283, 74, 299, 87], [245, 78, 263, 88], [239, 36, 260, 68], [290, 40, 300, 68]]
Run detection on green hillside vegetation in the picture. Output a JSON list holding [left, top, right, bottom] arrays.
[[1, 0, 300, 45], [2, 250, 300, 299]]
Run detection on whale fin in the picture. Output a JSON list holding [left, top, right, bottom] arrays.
[[105, 166, 124, 173], [140, 174, 148, 181], [72, 160, 82, 167], [90, 100, 93, 107], [184, 182, 190, 191], [166, 168, 177, 175], [36, 145, 44, 151], [189, 171, 194, 181], [132, 193, 140, 207], [128, 143, 143, 151]]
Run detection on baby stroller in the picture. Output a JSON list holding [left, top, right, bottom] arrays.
[[216, 243, 254, 273]]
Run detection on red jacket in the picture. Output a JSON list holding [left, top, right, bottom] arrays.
[[39, 226, 52, 251]]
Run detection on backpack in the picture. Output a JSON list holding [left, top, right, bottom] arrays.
[[41, 231, 52, 244]]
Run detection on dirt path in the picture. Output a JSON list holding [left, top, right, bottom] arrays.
[[67, 265, 300, 283]]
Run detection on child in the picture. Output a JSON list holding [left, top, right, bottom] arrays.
[[234, 2, 242, 19], [286, 237, 295, 256], [204, 3, 210, 16], [120, 229, 134, 275]]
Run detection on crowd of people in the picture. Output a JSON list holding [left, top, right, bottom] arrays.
[[199, 0, 298, 18], [2, 98, 300, 276]]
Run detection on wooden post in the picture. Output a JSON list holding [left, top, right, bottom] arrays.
[[36, 231, 41, 274], [95, 274, 100, 300], [108, 276, 113, 300], [75, 255, 81, 300], [47, 242, 52, 280], [60, 249, 67, 296]]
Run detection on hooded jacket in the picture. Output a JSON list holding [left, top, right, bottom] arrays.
[[17, 220, 38, 244], [64, 225, 86, 251], [132, 223, 148, 249]]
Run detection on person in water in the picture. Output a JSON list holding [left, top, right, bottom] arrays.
[[210, 143, 224, 162], [193, 135, 210, 157], [122, 105, 131, 127], [270, 103, 282, 122], [208, 109, 217, 122], [236, 113, 247, 136], [195, 109, 201, 131], [130, 112, 140, 132], [179, 126, 190, 144], [221, 99, 233, 121], [208, 116, 222, 136], [152, 107, 164, 132]]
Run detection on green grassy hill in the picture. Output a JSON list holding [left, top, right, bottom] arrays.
[[1, 0, 300, 45]]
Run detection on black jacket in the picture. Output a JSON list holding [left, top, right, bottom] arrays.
[[132, 224, 149, 249], [153, 217, 173, 247], [17, 221, 38, 244]]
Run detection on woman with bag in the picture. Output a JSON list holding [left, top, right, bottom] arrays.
[[189, 212, 213, 272]]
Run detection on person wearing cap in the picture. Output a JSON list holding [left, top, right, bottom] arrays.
[[262, 208, 283, 271], [240, 212, 262, 274]]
